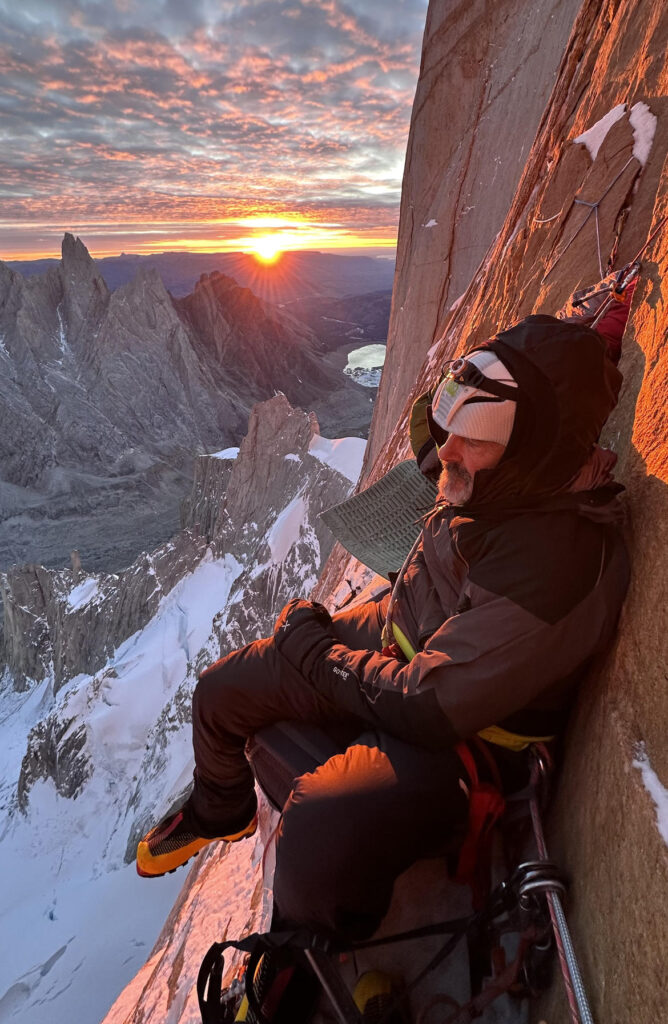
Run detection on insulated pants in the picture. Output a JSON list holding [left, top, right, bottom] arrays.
[[190, 592, 469, 939]]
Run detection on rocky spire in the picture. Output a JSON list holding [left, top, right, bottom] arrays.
[[58, 233, 110, 351]]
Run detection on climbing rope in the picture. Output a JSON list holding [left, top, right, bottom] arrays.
[[527, 748, 594, 1024], [541, 156, 636, 283]]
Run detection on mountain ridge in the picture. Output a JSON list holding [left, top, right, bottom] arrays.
[[0, 236, 374, 572], [9, 248, 396, 302]]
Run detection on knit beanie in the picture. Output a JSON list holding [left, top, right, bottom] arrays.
[[431, 349, 518, 446]]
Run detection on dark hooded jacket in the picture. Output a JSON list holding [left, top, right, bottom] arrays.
[[306, 317, 630, 749]]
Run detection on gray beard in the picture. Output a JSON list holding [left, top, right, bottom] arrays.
[[438, 463, 474, 505]]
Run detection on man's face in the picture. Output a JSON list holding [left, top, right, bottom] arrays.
[[437, 433, 506, 504]]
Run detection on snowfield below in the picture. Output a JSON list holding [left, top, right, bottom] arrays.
[[0, 415, 363, 1024], [0, 552, 241, 1024]]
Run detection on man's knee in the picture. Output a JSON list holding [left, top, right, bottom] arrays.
[[272, 738, 466, 936], [193, 636, 287, 737], [194, 642, 261, 730], [273, 769, 382, 935], [194, 655, 236, 721], [272, 745, 403, 935]]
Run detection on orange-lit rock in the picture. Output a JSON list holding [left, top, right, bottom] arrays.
[[327, 0, 668, 1020], [363, 0, 583, 478]]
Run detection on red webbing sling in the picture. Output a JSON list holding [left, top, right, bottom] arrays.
[[454, 738, 506, 906]]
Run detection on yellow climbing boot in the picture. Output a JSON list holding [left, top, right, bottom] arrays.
[[136, 804, 257, 877]]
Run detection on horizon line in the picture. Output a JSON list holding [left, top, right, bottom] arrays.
[[4, 243, 398, 263]]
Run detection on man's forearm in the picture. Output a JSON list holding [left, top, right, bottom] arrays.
[[309, 645, 459, 749], [273, 598, 458, 749]]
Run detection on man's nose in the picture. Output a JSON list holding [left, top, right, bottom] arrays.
[[438, 434, 462, 462]]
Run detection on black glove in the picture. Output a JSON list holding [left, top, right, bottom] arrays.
[[274, 599, 335, 678]]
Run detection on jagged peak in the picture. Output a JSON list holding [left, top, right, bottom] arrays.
[[194, 269, 244, 293], [59, 233, 109, 303], [187, 269, 268, 321], [0, 257, 21, 291], [61, 232, 95, 268]]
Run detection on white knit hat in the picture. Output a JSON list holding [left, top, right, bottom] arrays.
[[431, 350, 518, 446]]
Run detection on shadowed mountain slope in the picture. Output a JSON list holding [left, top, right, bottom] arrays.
[[0, 237, 371, 571]]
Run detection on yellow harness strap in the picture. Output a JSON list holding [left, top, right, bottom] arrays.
[[391, 622, 554, 751], [476, 725, 554, 752], [390, 622, 418, 663]]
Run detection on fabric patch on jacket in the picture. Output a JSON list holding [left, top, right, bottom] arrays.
[[452, 510, 614, 625]]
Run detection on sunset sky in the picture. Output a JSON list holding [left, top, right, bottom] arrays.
[[0, 0, 429, 260]]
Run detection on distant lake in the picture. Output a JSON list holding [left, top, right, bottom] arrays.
[[343, 344, 386, 388]]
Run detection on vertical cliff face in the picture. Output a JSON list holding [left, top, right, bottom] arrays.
[[323, 1, 668, 1020], [363, 0, 583, 476]]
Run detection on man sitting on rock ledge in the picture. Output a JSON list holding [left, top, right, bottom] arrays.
[[137, 314, 629, 944]]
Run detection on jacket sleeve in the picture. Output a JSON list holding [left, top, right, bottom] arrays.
[[308, 573, 619, 749]]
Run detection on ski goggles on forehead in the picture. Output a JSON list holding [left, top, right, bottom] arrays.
[[439, 357, 518, 399], [427, 356, 518, 448]]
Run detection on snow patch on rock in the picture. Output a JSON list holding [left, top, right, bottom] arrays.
[[573, 103, 626, 161], [308, 435, 366, 484], [67, 577, 100, 611], [211, 446, 240, 460], [633, 742, 668, 847], [629, 100, 656, 166], [55, 303, 70, 359], [267, 495, 307, 564], [571, 101, 656, 169]]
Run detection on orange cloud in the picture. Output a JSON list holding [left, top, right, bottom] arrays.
[[1, 0, 427, 258]]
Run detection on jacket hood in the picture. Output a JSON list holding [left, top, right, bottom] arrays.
[[463, 315, 623, 510]]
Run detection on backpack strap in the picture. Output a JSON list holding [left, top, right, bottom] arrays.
[[198, 929, 332, 1023], [198, 934, 266, 1023]]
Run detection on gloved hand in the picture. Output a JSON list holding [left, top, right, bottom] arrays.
[[274, 598, 336, 678]]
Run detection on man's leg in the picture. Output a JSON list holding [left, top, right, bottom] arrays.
[[190, 637, 347, 830], [272, 731, 468, 939], [137, 636, 351, 876], [191, 588, 390, 829], [137, 591, 388, 876]]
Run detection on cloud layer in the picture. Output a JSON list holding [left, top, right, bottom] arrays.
[[0, 0, 427, 257]]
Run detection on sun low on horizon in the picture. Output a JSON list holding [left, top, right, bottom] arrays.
[[0, 215, 400, 263], [239, 219, 297, 265], [0, 1, 429, 262], [250, 236, 284, 264]]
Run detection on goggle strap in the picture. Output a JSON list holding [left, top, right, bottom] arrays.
[[445, 363, 518, 402]]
